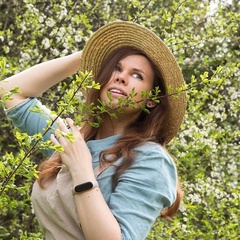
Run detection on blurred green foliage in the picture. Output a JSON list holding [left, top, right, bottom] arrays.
[[0, 0, 239, 239]]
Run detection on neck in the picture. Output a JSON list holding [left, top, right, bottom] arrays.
[[95, 111, 139, 139], [95, 117, 124, 140]]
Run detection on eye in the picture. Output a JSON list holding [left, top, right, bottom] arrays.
[[114, 65, 121, 72], [132, 73, 143, 80]]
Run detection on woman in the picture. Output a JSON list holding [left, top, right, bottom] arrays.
[[1, 21, 187, 239]]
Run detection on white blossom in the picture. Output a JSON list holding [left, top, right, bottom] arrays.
[[74, 35, 82, 43], [39, 15, 45, 23], [231, 91, 240, 100], [19, 52, 31, 66], [188, 193, 202, 204], [46, 18, 55, 28], [26, 3, 39, 14], [20, 23, 27, 32], [20, 52, 31, 61], [52, 48, 60, 57], [63, 42, 69, 50], [57, 27, 66, 38], [42, 38, 50, 49], [62, 49, 69, 55], [59, 8, 68, 19]]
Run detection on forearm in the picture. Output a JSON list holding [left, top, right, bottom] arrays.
[[51, 118, 122, 240], [72, 175, 122, 240], [0, 51, 81, 108]]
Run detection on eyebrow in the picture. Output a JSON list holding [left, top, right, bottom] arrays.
[[117, 62, 146, 76], [132, 68, 145, 75]]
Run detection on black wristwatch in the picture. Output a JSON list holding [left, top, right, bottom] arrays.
[[72, 181, 99, 195]]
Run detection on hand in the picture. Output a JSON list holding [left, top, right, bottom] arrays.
[[50, 118, 93, 177]]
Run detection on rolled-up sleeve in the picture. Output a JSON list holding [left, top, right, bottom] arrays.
[[6, 98, 57, 157], [109, 143, 177, 240]]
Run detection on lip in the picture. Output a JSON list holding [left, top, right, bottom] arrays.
[[108, 87, 127, 97]]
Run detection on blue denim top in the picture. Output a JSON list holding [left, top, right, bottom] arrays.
[[6, 98, 177, 240]]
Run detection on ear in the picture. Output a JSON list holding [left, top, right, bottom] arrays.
[[146, 100, 156, 109]]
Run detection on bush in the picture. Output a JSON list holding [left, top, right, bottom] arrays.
[[0, 0, 239, 239]]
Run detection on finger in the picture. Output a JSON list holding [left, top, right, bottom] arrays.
[[50, 133, 60, 145], [54, 129, 67, 142], [57, 118, 69, 132], [55, 118, 70, 140], [66, 118, 82, 136], [66, 118, 75, 127]]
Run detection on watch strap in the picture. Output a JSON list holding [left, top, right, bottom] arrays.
[[72, 181, 99, 195]]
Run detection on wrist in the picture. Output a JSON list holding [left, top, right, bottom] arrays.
[[64, 51, 82, 74], [72, 180, 99, 195], [70, 167, 96, 186], [70, 51, 82, 65], [71, 51, 82, 59]]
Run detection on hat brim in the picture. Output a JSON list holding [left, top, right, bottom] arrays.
[[80, 21, 187, 143]]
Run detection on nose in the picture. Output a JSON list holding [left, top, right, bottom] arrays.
[[114, 71, 127, 85]]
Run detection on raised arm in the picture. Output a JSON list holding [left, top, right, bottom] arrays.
[[0, 51, 82, 109]]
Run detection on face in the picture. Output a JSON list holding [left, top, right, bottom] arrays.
[[100, 54, 155, 115]]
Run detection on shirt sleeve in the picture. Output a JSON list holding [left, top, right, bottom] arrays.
[[6, 98, 57, 157], [109, 143, 177, 240]]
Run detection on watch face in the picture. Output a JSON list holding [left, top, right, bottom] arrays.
[[75, 182, 93, 192]]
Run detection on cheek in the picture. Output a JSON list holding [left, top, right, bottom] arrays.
[[99, 77, 114, 100], [99, 90, 105, 101], [99, 85, 109, 101], [134, 84, 152, 97]]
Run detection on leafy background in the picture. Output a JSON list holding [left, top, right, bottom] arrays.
[[0, 0, 239, 239]]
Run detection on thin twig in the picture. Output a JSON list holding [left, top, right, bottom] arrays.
[[132, 0, 152, 22], [1, 68, 220, 195], [0, 72, 90, 195]]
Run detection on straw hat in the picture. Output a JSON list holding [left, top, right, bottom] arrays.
[[80, 21, 187, 143]]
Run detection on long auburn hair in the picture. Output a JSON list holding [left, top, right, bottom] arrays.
[[38, 46, 183, 220]]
